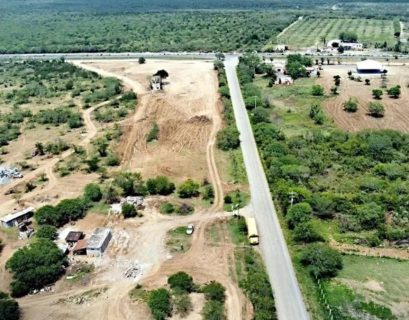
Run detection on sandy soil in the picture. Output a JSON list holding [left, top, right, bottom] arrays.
[[318, 63, 409, 132], [2, 60, 250, 320], [73, 59, 221, 184]]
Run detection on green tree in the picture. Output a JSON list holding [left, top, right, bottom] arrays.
[[173, 293, 192, 317], [343, 98, 358, 112], [138, 57, 146, 64], [113, 171, 145, 196], [356, 202, 385, 230], [368, 101, 385, 117], [339, 31, 358, 42], [148, 288, 172, 320], [202, 281, 226, 302], [178, 179, 200, 198], [56, 198, 88, 222], [122, 203, 138, 218], [300, 244, 343, 279], [94, 138, 109, 157], [311, 85, 324, 96], [216, 127, 240, 150], [160, 202, 175, 214], [387, 85, 401, 98], [0, 292, 20, 320], [168, 272, 194, 293], [293, 222, 323, 243], [146, 176, 175, 195], [6, 239, 67, 297], [84, 183, 102, 202], [286, 202, 312, 229], [372, 89, 383, 99], [202, 300, 226, 320], [36, 225, 57, 240], [34, 205, 60, 226]]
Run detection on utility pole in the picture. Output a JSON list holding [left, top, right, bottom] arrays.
[[288, 191, 297, 207]]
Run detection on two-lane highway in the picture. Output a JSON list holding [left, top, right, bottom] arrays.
[[224, 56, 309, 320]]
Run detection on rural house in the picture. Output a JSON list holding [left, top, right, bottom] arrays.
[[356, 59, 384, 74], [0, 207, 34, 228], [86, 228, 112, 256]]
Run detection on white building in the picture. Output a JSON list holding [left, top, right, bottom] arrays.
[[356, 60, 384, 74], [86, 228, 112, 257], [1, 207, 34, 228], [327, 39, 363, 51]]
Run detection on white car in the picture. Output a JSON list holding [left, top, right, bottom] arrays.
[[186, 224, 194, 235]]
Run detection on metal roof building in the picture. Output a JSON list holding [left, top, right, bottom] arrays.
[[356, 60, 384, 74], [86, 228, 112, 257], [1, 207, 34, 228]]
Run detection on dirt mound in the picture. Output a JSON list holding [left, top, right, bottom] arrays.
[[187, 115, 212, 124]]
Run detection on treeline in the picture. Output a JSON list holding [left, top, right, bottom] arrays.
[[0, 12, 294, 53]]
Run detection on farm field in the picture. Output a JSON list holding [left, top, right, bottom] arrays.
[[318, 63, 409, 132], [278, 17, 396, 49]]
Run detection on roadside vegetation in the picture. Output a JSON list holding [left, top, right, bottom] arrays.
[[129, 271, 226, 320], [237, 52, 408, 319]]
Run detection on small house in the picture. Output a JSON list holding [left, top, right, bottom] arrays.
[[1, 207, 34, 228], [86, 228, 112, 257], [73, 239, 88, 255], [65, 231, 84, 245]]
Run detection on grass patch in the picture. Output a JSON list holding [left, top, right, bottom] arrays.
[[166, 226, 192, 253], [227, 217, 248, 245]]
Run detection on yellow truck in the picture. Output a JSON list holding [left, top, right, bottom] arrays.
[[245, 216, 259, 245]]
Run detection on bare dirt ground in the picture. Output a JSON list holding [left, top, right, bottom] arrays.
[[3, 60, 250, 320], [318, 63, 409, 132], [73, 60, 221, 185]]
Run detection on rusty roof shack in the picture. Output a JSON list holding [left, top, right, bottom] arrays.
[[65, 231, 84, 245], [73, 239, 88, 255]]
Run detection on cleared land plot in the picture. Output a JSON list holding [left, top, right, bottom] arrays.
[[318, 64, 409, 133], [75, 60, 220, 184], [278, 17, 395, 48]]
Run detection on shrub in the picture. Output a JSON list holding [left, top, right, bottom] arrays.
[[147, 288, 172, 320], [105, 153, 120, 166], [251, 108, 270, 124], [202, 300, 225, 320], [122, 203, 138, 218], [160, 202, 175, 214], [202, 281, 225, 302], [368, 101, 385, 117], [138, 57, 146, 64], [293, 222, 323, 243], [173, 293, 192, 317], [146, 176, 175, 195], [372, 89, 383, 99], [286, 202, 312, 229], [300, 244, 343, 279], [176, 203, 194, 215], [216, 126, 240, 151], [167, 272, 194, 293], [309, 104, 325, 124], [36, 225, 57, 240], [6, 239, 67, 297], [311, 85, 324, 96], [343, 98, 358, 112], [202, 185, 214, 202], [0, 292, 20, 320], [147, 123, 159, 142], [178, 179, 200, 198], [84, 183, 102, 202], [387, 85, 401, 98], [355, 202, 384, 230]]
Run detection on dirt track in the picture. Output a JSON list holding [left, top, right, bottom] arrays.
[[12, 60, 249, 320]]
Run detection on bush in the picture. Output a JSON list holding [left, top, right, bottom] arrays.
[[168, 272, 194, 293], [202, 185, 214, 202], [0, 292, 20, 320], [122, 203, 138, 218], [147, 288, 172, 320], [387, 85, 401, 98], [146, 176, 175, 195], [368, 101, 385, 117], [160, 202, 175, 214], [84, 183, 102, 202], [309, 104, 325, 124], [372, 89, 383, 99], [286, 202, 312, 229], [300, 244, 343, 279], [216, 126, 240, 151], [176, 203, 194, 215], [36, 225, 57, 240], [202, 300, 225, 320], [6, 239, 67, 297], [251, 107, 270, 124], [343, 98, 358, 112], [173, 293, 192, 317], [178, 179, 200, 198], [147, 123, 159, 142], [293, 222, 323, 243], [105, 153, 120, 166], [202, 281, 225, 302], [311, 85, 324, 96]]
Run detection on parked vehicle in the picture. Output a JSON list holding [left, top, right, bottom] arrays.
[[245, 217, 259, 245], [186, 224, 194, 235]]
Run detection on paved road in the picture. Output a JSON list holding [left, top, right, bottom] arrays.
[[224, 55, 309, 320]]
